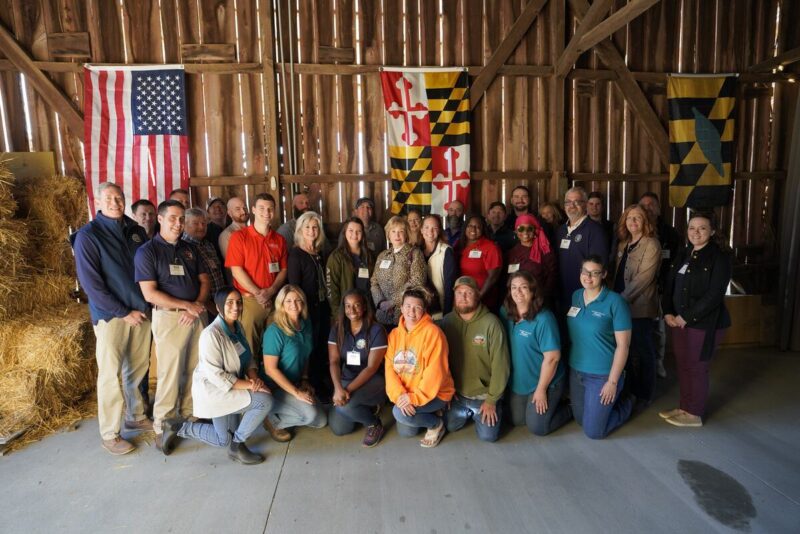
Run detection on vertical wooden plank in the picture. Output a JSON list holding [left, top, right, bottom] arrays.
[[548, 0, 565, 202]]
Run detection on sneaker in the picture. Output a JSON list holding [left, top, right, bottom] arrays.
[[102, 437, 135, 455], [263, 418, 292, 442], [657, 361, 667, 378], [420, 421, 446, 448], [658, 408, 683, 419], [362, 423, 385, 448], [123, 418, 154, 432], [228, 441, 265, 465], [666, 413, 703, 427]]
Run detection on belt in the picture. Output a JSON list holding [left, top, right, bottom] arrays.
[[154, 306, 182, 312]]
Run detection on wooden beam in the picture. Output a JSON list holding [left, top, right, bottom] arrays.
[[569, 0, 669, 167], [180, 44, 237, 63], [575, 0, 661, 55], [469, 0, 549, 110], [549, 0, 567, 201], [747, 45, 800, 73], [259, 0, 282, 196], [0, 22, 84, 142], [46, 32, 91, 58], [554, 0, 614, 77]]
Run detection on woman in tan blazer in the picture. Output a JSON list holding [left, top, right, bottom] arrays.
[[611, 204, 662, 404]]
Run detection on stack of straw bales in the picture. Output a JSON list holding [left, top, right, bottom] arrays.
[[0, 158, 96, 453]]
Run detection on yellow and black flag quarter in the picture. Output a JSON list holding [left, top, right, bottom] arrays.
[[668, 75, 736, 209]]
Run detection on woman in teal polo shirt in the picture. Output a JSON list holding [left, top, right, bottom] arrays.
[[501, 271, 572, 436], [567, 255, 633, 439], [260, 285, 327, 441]]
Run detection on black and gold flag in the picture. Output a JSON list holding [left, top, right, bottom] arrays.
[[667, 75, 736, 208]]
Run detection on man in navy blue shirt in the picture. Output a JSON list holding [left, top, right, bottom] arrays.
[[72, 182, 153, 455], [555, 186, 609, 312], [135, 199, 210, 450]]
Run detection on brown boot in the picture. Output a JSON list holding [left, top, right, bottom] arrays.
[[124, 418, 154, 432], [102, 437, 135, 455], [263, 418, 292, 442]]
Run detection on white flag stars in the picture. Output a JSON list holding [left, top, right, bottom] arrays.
[[134, 73, 185, 134]]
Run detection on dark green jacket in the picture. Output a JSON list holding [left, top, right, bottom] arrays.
[[326, 247, 374, 319]]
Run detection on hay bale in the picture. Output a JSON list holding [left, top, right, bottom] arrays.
[[0, 221, 28, 310], [13, 175, 88, 237], [0, 272, 75, 320], [0, 304, 96, 451], [0, 163, 15, 220]]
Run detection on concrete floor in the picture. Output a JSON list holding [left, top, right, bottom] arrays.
[[1, 347, 798, 534]]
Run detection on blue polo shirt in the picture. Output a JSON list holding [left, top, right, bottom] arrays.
[[134, 233, 208, 301], [501, 307, 564, 395], [567, 287, 631, 375], [261, 319, 313, 386], [555, 217, 609, 308], [327, 322, 388, 382]]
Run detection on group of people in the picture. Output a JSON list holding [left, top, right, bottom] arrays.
[[73, 182, 732, 465]]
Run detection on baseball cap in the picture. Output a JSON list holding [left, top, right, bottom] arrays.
[[354, 197, 375, 209], [453, 276, 479, 292], [206, 196, 224, 210]]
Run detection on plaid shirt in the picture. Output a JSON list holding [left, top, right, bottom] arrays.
[[182, 233, 225, 296]]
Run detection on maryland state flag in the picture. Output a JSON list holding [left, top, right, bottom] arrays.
[[380, 68, 470, 215], [667, 75, 736, 208]]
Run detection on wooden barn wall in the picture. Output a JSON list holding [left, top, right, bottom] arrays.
[[0, 0, 798, 269]]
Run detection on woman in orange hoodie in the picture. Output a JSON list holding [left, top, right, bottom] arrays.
[[385, 287, 455, 447]]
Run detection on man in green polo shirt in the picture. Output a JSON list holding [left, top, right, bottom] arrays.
[[441, 276, 510, 442]]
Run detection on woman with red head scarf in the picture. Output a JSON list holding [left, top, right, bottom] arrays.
[[506, 214, 557, 304]]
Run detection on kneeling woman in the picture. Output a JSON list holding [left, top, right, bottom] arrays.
[[260, 285, 327, 441], [567, 256, 634, 439], [502, 272, 572, 436], [385, 287, 455, 447], [161, 288, 273, 465], [328, 290, 389, 447]]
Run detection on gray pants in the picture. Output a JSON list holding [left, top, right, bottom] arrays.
[[509, 378, 572, 436], [267, 389, 327, 430]]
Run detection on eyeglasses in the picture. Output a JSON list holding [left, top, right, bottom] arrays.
[[580, 269, 603, 278], [564, 200, 586, 207], [516, 226, 534, 233]]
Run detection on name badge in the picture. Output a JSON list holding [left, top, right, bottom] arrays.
[[269, 262, 280, 273], [468, 249, 482, 259], [233, 341, 246, 356], [169, 264, 185, 276], [346, 350, 361, 366], [358, 267, 370, 278], [661, 249, 670, 259], [567, 306, 581, 317], [678, 263, 688, 275], [379, 259, 392, 269], [560, 239, 571, 249], [507, 263, 520, 274]]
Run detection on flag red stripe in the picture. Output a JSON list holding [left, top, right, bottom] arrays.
[[114, 71, 126, 190], [163, 135, 173, 192], [179, 134, 189, 189], [97, 70, 110, 185], [132, 132, 141, 203]]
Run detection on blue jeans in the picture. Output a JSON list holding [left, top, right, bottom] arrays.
[[569, 368, 633, 440], [392, 397, 447, 437], [509, 378, 572, 436], [329, 374, 387, 436], [444, 395, 502, 442], [268, 389, 328, 430], [178, 391, 273, 446], [629, 318, 656, 402]]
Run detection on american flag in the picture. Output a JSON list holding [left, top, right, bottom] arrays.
[[84, 65, 190, 214]]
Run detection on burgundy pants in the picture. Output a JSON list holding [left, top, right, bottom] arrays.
[[670, 327, 726, 417]]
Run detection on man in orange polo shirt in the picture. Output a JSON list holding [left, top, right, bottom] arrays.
[[225, 193, 288, 352]]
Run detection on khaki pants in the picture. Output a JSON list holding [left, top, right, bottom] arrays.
[[151, 309, 205, 433], [241, 296, 271, 358], [94, 317, 151, 440]]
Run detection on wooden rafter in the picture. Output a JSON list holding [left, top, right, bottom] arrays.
[[747, 45, 800, 73], [469, 0, 549, 110], [575, 0, 662, 55], [554, 0, 614, 77], [258, 0, 281, 194], [0, 21, 84, 142], [569, 0, 670, 167]]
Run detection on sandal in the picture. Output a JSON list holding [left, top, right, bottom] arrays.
[[420, 421, 445, 448]]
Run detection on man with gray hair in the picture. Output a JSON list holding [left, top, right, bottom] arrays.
[[182, 207, 226, 316], [72, 182, 152, 455], [555, 186, 609, 311]]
